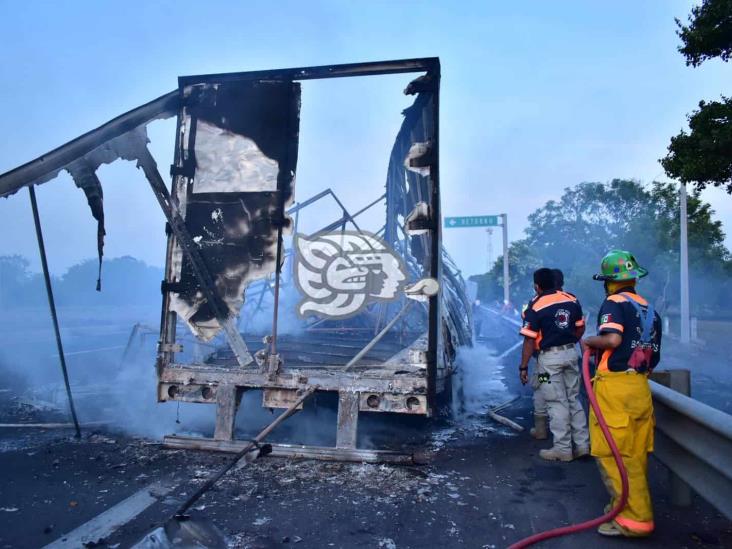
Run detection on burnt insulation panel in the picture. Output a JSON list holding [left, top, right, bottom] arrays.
[[169, 80, 301, 340]]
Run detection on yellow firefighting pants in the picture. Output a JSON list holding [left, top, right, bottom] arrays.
[[589, 370, 655, 536]]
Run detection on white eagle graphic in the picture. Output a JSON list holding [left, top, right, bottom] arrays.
[[293, 231, 407, 319]]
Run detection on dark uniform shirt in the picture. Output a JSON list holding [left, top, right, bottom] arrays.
[[520, 290, 584, 350], [596, 289, 662, 373], [522, 294, 540, 357], [521, 294, 539, 321]]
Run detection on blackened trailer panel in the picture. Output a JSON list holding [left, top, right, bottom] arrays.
[[383, 91, 441, 386], [383, 87, 470, 385], [168, 80, 301, 341]]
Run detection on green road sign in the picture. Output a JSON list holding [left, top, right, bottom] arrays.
[[444, 215, 500, 228]]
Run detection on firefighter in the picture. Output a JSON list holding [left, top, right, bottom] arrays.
[[582, 250, 662, 538], [519, 268, 589, 461]]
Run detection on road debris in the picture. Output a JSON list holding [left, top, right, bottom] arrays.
[[485, 410, 524, 432]]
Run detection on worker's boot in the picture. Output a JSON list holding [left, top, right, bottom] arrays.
[[597, 522, 624, 537], [539, 447, 573, 462], [530, 414, 548, 440]]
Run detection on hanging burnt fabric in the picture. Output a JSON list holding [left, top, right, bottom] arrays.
[[384, 92, 434, 272], [66, 162, 106, 291], [168, 79, 301, 340]]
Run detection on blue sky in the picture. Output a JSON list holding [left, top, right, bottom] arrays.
[[0, 0, 728, 278]]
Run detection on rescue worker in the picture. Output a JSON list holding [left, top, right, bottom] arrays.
[[582, 250, 662, 538], [519, 268, 589, 461], [523, 268, 574, 440], [522, 293, 547, 440]]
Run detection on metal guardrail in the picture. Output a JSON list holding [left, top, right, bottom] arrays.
[[490, 309, 731, 519], [650, 380, 732, 520], [481, 305, 521, 327]]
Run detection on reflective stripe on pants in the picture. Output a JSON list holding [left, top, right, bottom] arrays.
[[590, 370, 655, 536]]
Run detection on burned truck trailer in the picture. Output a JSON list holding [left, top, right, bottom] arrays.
[[0, 58, 472, 455]]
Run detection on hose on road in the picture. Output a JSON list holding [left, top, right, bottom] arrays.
[[507, 350, 630, 548]]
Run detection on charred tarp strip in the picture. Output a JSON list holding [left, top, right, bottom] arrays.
[[383, 83, 471, 353], [0, 92, 178, 291], [384, 93, 432, 266], [66, 162, 105, 291], [56, 126, 158, 291], [168, 79, 301, 340], [0, 91, 178, 198]]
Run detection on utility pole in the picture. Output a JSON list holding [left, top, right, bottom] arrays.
[[500, 213, 509, 305], [679, 183, 690, 344], [486, 228, 493, 272]]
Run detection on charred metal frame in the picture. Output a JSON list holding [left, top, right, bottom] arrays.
[[28, 185, 81, 438], [158, 59, 442, 453], [0, 58, 451, 460]]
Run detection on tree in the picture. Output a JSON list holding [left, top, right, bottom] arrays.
[[474, 180, 732, 317], [470, 239, 541, 307], [662, 0, 732, 191], [676, 0, 732, 66], [661, 98, 732, 192], [0, 255, 45, 307], [0, 255, 164, 309], [57, 256, 163, 306]]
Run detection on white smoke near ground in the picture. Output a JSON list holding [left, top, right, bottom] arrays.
[[240, 277, 308, 337], [0, 299, 519, 448], [0, 302, 406, 446], [109, 353, 215, 439], [452, 344, 511, 418], [0, 305, 215, 439]]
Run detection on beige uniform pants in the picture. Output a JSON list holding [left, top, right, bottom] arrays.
[[537, 346, 590, 453], [530, 368, 547, 416]]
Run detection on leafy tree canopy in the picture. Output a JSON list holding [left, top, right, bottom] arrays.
[[661, 97, 732, 192], [676, 0, 732, 66], [0, 255, 163, 308], [472, 180, 731, 317], [664, 1, 732, 191]]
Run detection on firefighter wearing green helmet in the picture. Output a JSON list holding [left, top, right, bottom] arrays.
[[582, 250, 662, 538]]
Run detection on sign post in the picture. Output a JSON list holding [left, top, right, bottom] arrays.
[[485, 228, 493, 272], [444, 214, 510, 305], [501, 213, 509, 305]]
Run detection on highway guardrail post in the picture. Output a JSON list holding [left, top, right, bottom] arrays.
[[650, 369, 693, 507]]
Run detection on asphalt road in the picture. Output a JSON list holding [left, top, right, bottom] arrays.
[[0, 313, 730, 548]]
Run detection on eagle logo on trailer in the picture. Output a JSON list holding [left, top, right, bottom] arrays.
[[293, 231, 407, 319]]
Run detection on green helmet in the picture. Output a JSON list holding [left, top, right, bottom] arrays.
[[593, 249, 648, 281]]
